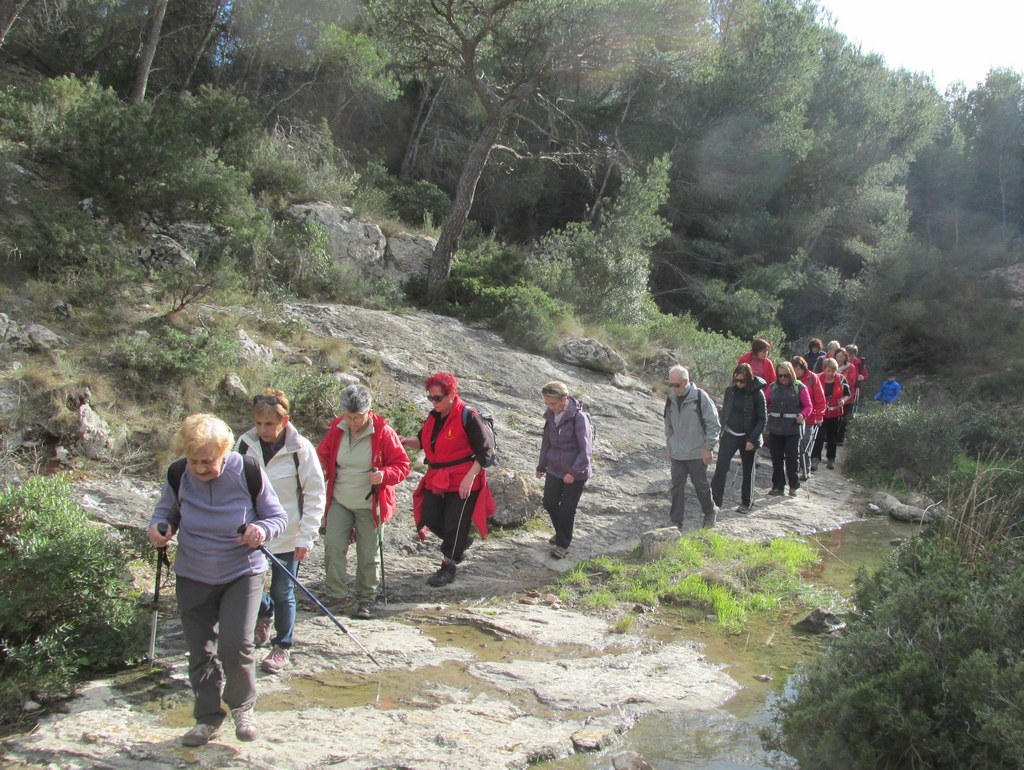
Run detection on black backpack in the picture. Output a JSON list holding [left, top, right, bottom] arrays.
[[462, 405, 498, 467], [167, 453, 263, 509], [237, 438, 303, 516], [664, 388, 711, 434]]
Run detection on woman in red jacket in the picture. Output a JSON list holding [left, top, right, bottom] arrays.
[[811, 358, 850, 470], [791, 356, 826, 479], [317, 384, 410, 619], [835, 348, 859, 446], [737, 338, 777, 387], [401, 372, 496, 587]]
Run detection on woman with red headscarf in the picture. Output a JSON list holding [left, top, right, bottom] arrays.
[[401, 373, 496, 587]]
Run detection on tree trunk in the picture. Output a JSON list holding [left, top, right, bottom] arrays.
[[424, 116, 505, 304], [129, 0, 168, 103], [181, 0, 226, 93], [0, 0, 29, 49]]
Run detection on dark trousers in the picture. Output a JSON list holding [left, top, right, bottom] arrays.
[[543, 474, 586, 548], [768, 432, 801, 491], [670, 458, 715, 526], [420, 489, 479, 562], [711, 432, 756, 507], [812, 417, 841, 461], [176, 572, 263, 726]]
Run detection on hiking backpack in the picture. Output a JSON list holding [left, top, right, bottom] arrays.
[[663, 388, 712, 434], [461, 404, 498, 467], [167, 453, 263, 509], [237, 438, 303, 516], [574, 401, 596, 443]]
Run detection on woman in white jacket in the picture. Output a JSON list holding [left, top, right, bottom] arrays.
[[235, 389, 327, 673]]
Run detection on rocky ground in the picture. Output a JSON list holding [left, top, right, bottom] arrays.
[[2, 303, 872, 769]]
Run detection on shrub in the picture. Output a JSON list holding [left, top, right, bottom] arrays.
[[0, 476, 147, 724], [355, 162, 451, 226], [248, 118, 357, 206], [766, 533, 1024, 769], [843, 400, 959, 487], [110, 325, 241, 395]]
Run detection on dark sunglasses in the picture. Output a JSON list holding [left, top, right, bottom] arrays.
[[666, 382, 685, 388], [777, 374, 791, 379], [426, 394, 446, 403], [253, 395, 285, 408]]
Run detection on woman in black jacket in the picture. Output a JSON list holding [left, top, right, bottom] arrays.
[[710, 363, 767, 514]]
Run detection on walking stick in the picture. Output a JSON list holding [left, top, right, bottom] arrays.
[[365, 468, 386, 606], [148, 523, 170, 668], [237, 526, 382, 668]]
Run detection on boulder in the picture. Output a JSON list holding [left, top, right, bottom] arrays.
[[384, 232, 437, 282], [793, 608, 847, 634], [77, 404, 113, 460], [639, 527, 682, 561], [135, 234, 196, 274], [223, 372, 249, 402], [0, 313, 68, 352], [283, 202, 386, 270], [872, 491, 937, 523], [556, 337, 627, 374], [488, 470, 540, 528], [237, 329, 274, 364]]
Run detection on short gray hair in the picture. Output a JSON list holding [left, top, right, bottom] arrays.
[[669, 364, 689, 381], [339, 384, 372, 414]]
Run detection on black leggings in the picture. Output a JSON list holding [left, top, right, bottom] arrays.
[[419, 490, 479, 562]]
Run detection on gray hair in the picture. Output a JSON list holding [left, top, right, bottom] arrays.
[[339, 384, 372, 414], [668, 364, 689, 380]]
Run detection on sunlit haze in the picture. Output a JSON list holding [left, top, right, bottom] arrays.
[[815, 0, 1024, 93]]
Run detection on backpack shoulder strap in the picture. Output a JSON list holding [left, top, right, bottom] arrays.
[[693, 389, 707, 435], [238, 438, 250, 456], [293, 451, 303, 517], [241, 453, 263, 510], [167, 457, 187, 497]]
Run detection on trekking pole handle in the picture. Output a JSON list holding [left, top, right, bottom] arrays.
[[157, 522, 169, 536]]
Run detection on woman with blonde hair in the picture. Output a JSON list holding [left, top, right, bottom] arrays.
[[811, 357, 851, 470], [536, 381, 593, 558], [765, 362, 812, 497], [236, 389, 327, 672], [149, 414, 288, 746]]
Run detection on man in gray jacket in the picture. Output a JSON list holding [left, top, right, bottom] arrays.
[[665, 365, 721, 529]]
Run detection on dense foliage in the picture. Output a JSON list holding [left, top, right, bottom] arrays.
[[766, 531, 1024, 769], [0, 477, 148, 725]]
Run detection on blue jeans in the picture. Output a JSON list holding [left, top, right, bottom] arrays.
[[257, 551, 298, 649]]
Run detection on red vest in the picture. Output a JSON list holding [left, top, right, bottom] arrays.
[[821, 374, 848, 416], [421, 401, 481, 493]]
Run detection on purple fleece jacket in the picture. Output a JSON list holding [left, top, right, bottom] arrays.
[[149, 452, 288, 584], [537, 396, 594, 480]]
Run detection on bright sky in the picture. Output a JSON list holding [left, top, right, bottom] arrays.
[[815, 0, 1024, 93]]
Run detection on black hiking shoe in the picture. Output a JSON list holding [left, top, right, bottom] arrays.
[[427, 561, 457, 587], [768, 488, 785, 496]]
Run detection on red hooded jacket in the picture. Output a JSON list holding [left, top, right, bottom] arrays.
[[798, 369, 827, 424], [317, 412, 410, 527]]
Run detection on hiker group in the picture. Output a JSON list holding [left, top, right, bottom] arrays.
[[147, 338, 890, 747]]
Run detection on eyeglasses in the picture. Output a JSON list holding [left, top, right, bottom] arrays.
[[426, 394, 446, 403], [253, 395, 287, 411], [666, 382, 685, 388], [777, 374, 791, 379]]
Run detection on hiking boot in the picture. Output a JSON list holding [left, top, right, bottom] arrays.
[[810, 461, 818, 472], [426, 561, 457, 587], [768, 488, 785, 496], [735, 503, 753, 514], [260, 645, 290, 674], [181, 722, 220, 747], [789, 488, 799, 498], [253, 616, 272, 648], [827, 460, 835, 470], [701, 506, 719, 528], [353, 603, 373, 619], [231, 705, 258, 741], [551, 545, 569, 559], [548, 536, 557, 546]]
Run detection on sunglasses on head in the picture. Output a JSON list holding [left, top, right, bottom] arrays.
[[426, 394, 446, 403], [541, 387, 565, 397]]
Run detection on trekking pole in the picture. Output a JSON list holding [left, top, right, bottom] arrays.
[[148, 523, 171, 668], [364, 468, 386, 606], [236, 525, 382, 668], [451, 494, 471, 561]]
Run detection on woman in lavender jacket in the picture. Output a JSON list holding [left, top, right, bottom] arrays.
[[536, 381, 594, 559], [149, 413, 287, 748]]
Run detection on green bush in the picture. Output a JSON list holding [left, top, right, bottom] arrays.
[[248, 118, 356, 206], [111, 325, 241, 395], [766, 533, 1024, 769], [843, 400, 959, 487], [0, 476, 147, 724], [355, 162, 451, 226]]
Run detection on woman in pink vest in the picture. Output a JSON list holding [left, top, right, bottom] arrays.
[[401, 372, 496, 587]]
